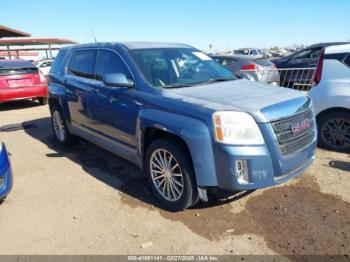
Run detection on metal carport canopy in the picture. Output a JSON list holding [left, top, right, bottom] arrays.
[[0, 25, 31, 38], [0, 38, 78, 59]]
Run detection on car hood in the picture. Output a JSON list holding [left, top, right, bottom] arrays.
[[163, 79, 309, 123]]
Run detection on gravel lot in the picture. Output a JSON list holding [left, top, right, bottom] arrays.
[[0, 101, 349, 256]]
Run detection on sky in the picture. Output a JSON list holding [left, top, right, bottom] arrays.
[[1, 0, 350, 51]]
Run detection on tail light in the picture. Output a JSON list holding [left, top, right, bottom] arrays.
[[39, 71, 47, 84], [242, 64, 258, 70], [311, 48, 325, 87]]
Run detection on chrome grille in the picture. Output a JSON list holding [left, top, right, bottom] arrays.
[[271, 109, 315, 156]]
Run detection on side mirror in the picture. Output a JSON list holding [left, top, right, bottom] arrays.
[[103, 73, 134, 88]]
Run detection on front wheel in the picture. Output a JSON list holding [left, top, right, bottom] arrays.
[[145, 139, 199, 211], [318, 111, 350, 152]]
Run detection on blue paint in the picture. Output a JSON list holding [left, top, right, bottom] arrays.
[[0, 142, 13, 200]]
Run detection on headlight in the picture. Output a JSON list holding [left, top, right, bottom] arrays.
[[213, 111, 264, 145]]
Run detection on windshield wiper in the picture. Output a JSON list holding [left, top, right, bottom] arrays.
[[202, 77, 235, 84], [161, 78, 235, 89], [161, 83, 193, 89]]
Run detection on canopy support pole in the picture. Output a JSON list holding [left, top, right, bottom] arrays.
[[6, 45, 11, 59], [48, 44, 53, 59]]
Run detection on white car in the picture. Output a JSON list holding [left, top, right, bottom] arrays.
[[233, 48, 264, 59], [309, 44, 350, 151], [34, 59, 53, 76]]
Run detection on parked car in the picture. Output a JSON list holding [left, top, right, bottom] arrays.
[[0, 60, 48, 104], [309, 44, 350, 152], [233, 48, 264, 58], [211, 55, 280, 85], [272, 42, 349, 89], [48, 42, 317, 211], [34, 59, 54, 76], [0, 140, 13, 203]]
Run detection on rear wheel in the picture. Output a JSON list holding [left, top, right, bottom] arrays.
[[318, 111, 350, 152], [145, 139, 199, 211], [38, 97, 48, 105], [51, 105, 73, 145]]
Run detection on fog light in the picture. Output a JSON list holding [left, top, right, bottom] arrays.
[[235, 160, 249, 183]]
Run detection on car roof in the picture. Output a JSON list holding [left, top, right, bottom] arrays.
[[63, 41, 194, 51], [325, 44, 350, 54], [0, 59, 35, 68], [121, 41, 193, 50], [308, 42, 350, 49]]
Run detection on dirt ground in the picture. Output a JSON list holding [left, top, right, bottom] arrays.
[[0, 100, 349, 256]]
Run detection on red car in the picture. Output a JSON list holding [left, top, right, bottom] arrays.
[[0, 59, 48, 104]]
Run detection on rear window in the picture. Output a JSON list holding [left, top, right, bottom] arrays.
[[220, 58, 236, 66], [235, 50, 249, 55], [67, 50, 97, 79], [0, 67, 38, 76]]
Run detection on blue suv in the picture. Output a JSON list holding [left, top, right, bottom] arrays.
[[48, 42, 317, 211]]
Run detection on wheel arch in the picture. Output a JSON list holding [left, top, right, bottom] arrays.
[[137, 109, 218, 188], [142, 128, 192, 168], [316, 107, 350, 121], [48, 84, 71, 124]]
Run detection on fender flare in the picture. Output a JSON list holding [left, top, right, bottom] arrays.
[[48, 84, 72, 125], [137, 108, 218, 187]]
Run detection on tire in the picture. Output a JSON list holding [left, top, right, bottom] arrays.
[[51, 104, 73, 145], [39, 97, 48, 105], [145, 138, 199, 211], [318, 111, 350, 152], [0, 197, 5, 204]]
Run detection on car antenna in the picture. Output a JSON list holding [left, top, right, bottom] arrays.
[[91, 30, 98, 43]]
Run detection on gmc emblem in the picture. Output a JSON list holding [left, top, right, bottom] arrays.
[[291, 119, 311, 135]]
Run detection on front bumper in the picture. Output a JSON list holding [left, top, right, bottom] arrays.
[[0, 85, 48, 103], [213, 139, 317, 191]]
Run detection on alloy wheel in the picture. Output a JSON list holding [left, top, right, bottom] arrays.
[[150, 149, 184, 202], [52, 111, 66, 142], [321, 117, 350, 150]]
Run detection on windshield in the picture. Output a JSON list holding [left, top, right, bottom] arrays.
[[130, 48, 235, 88]]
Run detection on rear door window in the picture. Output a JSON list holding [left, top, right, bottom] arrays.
[[67, 50, 97, 79], [95, 50, 132, 81]]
